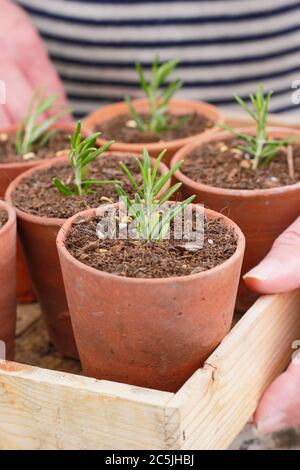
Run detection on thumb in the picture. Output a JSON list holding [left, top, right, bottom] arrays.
[[244, 216, 300, 294], [254, 358, 300, 433]]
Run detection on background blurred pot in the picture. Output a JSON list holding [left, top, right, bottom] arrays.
[[57, 205, 245, 392], [171, 128, 300, 312], [0, 122, 76, 304], [84, 98, 222, 166], [0, 200, 16, 360], [5, 153, 170, 358]]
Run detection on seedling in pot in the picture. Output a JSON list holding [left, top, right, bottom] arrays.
[[114, 148, 195, 240], [16, 89, 70, 159], [53, 121, 118, 196], [125, 56, 190, 134], [221, 84, 293, 170]]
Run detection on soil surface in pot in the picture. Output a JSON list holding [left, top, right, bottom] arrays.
[[0, 130, 71, 164], [0, 210, 8, 229], [11, 154, 146, 219], [96, 113, 214, 144], [65, 212, 237, 278], [182, 138, 300, 190]]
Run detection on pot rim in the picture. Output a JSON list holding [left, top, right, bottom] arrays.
[[5, 152, 170, 227], [171, 127, 300, 198], [0, 200, 16, 236], [56, 203, 245, 284], [83, 98, 223, 151], [0, 122, 77, 171]]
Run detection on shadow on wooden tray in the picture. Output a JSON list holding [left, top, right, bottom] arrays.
[[16, 303, 82, 375]]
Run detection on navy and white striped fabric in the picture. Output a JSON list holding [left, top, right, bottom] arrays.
[[17, 0, 300, 118]]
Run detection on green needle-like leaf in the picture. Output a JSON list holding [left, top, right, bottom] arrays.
[[151, 149, 167, 183], [158, 182, 182, 205], [53, 177, 74, 197], [220, 84, 291, 169], [119, 161, 143, 197], [16, 89, 70, 157], [113, 148, 194, 241], [153, 159, 184, 196], [124, 96, 145, 131]]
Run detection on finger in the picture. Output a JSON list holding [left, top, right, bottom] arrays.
[[0, 61, 33, 123], [244, 216, 300, 293], [254, 359, 300, 433], [0, 105, 12, 127]]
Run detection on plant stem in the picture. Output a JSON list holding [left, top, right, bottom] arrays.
[[253, 128, 266, 170], [287, 145, 295, 179], [75, 165, 82, 196]]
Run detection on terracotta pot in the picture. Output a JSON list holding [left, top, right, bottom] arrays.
[[84, 98, 222, 166], [57, 204, 245, 392], [0, 201, 16, 360], [5, 153, 170, 358], [0, 122, 76, 303], [171, 128, 300, 312]]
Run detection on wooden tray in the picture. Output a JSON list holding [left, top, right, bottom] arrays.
[[1, 113, 299, 450], [0, 290, 299, 450]]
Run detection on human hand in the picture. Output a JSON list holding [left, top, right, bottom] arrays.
[[244, 215, 300, 433], [0, 0, 68, 126]]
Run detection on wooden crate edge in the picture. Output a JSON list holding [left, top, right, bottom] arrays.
[[0, 361, 177, 450], [1, 290, 299, 449], [165, 289, 300, 450]]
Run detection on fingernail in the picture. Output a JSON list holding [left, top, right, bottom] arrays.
[[256, 412, 286, 434], [243, 259, 280, 282]]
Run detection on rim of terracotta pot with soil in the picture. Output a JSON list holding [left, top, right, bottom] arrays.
[[0, 122, 78, 171], [5, 152, 171, 225], [171, 127, 300, 198], [0, 89, 76, 174], [84, 98, 222, 161], [0, 200, 17, 361], [56, 203, 245, 392], [58, 204, 245, 282], [171, 127, 300, 312]]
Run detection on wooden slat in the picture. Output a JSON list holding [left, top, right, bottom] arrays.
[[166, 289, 300, 450], [0, 362, 175, 450], [1, 290, 300, 450]]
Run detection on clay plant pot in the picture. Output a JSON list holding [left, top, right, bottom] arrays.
[[171, 128, 300, 312], [84, 98, 222, 166], [57, 204, 245, 392], [0, 201, 16, 360], [0, 122, 76, 303], [5, 154, 170, 359]]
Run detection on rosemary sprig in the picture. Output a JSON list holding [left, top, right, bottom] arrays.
[[53, 121, 117, 196], [16, 90, 69, 157], [221, 84, 293, 169], [125, 56, 189, 134], [114, 148, 195, 240]]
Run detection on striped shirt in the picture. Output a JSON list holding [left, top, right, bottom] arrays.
[[17, 0, 300, 118]]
